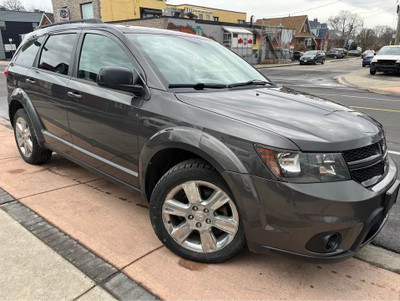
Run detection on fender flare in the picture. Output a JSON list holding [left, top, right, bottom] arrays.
[[9, 88, 46, 146], [139, 126, 248, 194]]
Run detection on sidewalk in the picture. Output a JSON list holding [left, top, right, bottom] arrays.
[[0, 205, 115, 300], [1, 120, 400, 300], [337, 69, 400, 97]]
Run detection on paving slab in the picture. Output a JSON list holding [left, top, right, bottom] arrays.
[[20, 179, 162, 269], [0, 208, 95, 300], [0, 154, 100, 199], [124, 247, 400, 300], [0, 132, 21, 160], [76, 286, 116, 301]]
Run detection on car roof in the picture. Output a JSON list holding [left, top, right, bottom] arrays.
[[33, 19, 202, 38]]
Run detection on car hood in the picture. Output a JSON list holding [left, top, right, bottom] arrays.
[[372, 54, 400, 61], [175, 87, 383, 151]]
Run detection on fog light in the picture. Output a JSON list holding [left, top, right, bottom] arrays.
[[306, 232, 342, 253]]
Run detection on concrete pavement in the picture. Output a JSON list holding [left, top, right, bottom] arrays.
[[0, 204, 115, 301], [337, 68, 400, 97], [1, 120, 400, 300]]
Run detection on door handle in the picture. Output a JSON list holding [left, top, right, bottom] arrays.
[[67, 91, 82, 99], [26, 78, 36, 84]]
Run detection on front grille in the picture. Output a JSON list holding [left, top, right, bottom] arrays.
[[343, 141, 386, 187], [351, 161, 385, 184], [343, 143, 380, 162], [377, 60, 397, 66]]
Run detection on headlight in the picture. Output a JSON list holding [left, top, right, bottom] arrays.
[[256, 146, 351, 183]]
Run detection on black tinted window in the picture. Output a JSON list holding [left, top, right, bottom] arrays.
[[78, 34, 135, 82], [14, 36, 45, 67], [39, 34, 77, 75]]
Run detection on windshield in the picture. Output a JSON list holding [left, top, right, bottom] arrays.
[[304, 51, 317, 55], [377, 47, 400, 56], [130, 34, 267, 87]]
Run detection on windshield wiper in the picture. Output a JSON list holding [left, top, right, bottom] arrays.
[[227, 80, 272, 88], [169, 83, 228, 90]]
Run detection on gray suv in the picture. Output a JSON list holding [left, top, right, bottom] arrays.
[[6, 20, 399, 263]]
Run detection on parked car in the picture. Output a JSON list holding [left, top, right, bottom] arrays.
[[299, 50, 326, 65], [6, 21, 398, 263], [348, 50, 360, 57], [362, 50, 375, 58], [370, 45, 400, 75], [327, 49, 345, 59], [362, 54, 374, 67], [292, 51, 304, 61]]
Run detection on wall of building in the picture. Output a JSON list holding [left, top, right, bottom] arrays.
[[51, 0, 101, 22], [170, 4, 246, 23]]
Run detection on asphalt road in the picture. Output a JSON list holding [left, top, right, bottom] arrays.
[[0, 60, 399, 254], [260, 58, 400, 254]]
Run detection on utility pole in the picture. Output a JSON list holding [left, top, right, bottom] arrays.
[[396, 0, 400, 45]]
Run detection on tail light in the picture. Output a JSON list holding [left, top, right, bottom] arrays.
[[4, 67, 8, 78]]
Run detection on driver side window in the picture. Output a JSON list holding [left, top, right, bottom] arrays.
[[78, 34, 137, 83]]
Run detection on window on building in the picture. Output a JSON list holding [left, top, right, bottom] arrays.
[[39, 34, 77, 75], [206, 15, 210, 20], [223, 32, 231, 48], [253, 33, 257, 45], [14, 36, 45, 68], [213, 16, 219, 22], [238, 20, 245, 24], [81, 2, 94, 19], [233, 33, 238, 38], [199, 14, 203, 20], [78, 34, 136, 83]]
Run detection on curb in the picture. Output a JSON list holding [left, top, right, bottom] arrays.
[[337, 75, 400, 98], [0, 187, 159, 301], [355, 244, 400, 274]]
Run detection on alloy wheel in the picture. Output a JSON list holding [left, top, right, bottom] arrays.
[[15, 116, 33, 158], [162, 181, 239, 253]]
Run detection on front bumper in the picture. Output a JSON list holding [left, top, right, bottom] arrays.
[[371, 62, 400, 73], [223, 156, 398, 261]]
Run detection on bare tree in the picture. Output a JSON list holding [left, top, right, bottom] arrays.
[[2, 0, 26, 11], [356, 28, 377, 51], [374, 26, 396, 48], [328, 10, 363, 48]]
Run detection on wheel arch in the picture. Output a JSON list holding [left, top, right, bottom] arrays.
[[139, 127, 248, 202], [8, 88, 46, 146]]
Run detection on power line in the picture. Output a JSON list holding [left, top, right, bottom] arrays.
[[265, 0, 341, 18]]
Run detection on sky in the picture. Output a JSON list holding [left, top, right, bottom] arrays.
[[19, 0, 399, 29]]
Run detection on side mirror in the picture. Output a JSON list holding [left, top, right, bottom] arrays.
[[97, 66, 144, 95]]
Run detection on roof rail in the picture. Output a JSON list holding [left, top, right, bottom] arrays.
[[37, 18, 103, 30]]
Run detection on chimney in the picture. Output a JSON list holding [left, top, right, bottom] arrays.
[[313, 18, 318, 22]]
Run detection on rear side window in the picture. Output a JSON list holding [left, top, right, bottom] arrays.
[[78, 34, 135, 82], [39, 34, 77, 75], [14, 36, 45, 67]]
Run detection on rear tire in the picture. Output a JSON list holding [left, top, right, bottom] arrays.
[[149, 159, 246, 263], [13, 109, 52, 165]]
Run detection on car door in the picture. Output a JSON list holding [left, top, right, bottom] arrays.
[[25, 32, 79, 155], [66, 31, 144, 187]]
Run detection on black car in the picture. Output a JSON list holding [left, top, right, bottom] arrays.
[[6, 20, 398, 263], [348, 50, 360, 57], [292, 51, 304, 61], [327, 49, 345, 59], [299, 50, 326, 65]]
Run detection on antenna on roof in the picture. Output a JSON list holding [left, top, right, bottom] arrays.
[[37, 18, 103, 30]]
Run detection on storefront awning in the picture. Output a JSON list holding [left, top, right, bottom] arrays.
[[223, 26, 252, 35]]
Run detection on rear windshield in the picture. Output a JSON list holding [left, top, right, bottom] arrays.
[[377, 47, 400, 56], [129, 34, 266, 86]]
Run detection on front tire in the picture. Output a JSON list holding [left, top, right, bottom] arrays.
[[370, 68, 376, 75], [149, 159, 246, 263], [13, 109, 52, 165]]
